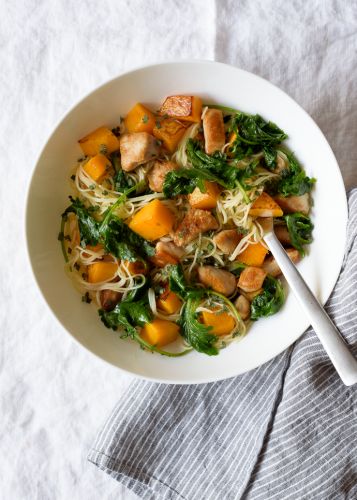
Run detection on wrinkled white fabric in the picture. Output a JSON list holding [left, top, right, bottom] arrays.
[[0, 1, 356, 499]]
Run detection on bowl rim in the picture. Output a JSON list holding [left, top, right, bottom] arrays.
[[25, 59, 348, 384]]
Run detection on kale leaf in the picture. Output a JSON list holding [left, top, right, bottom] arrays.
[[285, 212, 313, 256], [62, 197, 100, 246], [104, 218, 155, 261], [263, 146, 277, 170], [251, 276, 285, 320], [276, 153, 315, 197], [229, 113, 287, 159], [111, 152, 137, 192], [163, 139, 254, 203], [61, 182, 154, 261], [180, 294, 218, 356]]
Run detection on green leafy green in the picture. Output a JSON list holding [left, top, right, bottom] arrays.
[[181, 294, 218, 356], [276, 153, 315, 197], [103, 218, 155, 261], [111, 152, 136, 192], [263, 146, 277, 170], [99, 296, 191, 357], [251, 276, 285, 320], [168, 264, 200, 299], [61, 182, 154, 262], [284, 212, 313, 256], [229, 113, 287, 159], [163, 139, 255, 203], [62, 197, 100, 246]]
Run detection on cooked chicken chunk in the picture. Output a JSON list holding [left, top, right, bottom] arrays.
[[173, 208, 218, 247], [234, 295, 251, 320], [213, 229, 241, 254], [120, 132, 159, 171], [262, 248, 300, 277], [238, 267, 267, 293], [147, 160, 178, 192], [100, 290, 122, 311], [274, 225, 291, 245], [152, 241, 185, 267], [203, 109, 225, 154], [197, 266, 236, 296], [274, 193, 310, 215]]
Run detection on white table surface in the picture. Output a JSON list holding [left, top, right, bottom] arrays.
[[1, 1, 357, 499]]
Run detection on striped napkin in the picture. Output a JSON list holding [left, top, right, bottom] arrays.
[[88, 190, 357, 500]]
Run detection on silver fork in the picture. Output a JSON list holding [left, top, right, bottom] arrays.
[[261, 218, 357, 386]]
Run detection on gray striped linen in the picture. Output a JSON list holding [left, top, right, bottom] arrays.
[[88, 190, 357, 500]]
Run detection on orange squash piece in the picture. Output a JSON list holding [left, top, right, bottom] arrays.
[[79, 127, 120, 156], [141, 319, 180, 347], [129, 199, 175, 241], [201, 310, 235, 336], [188, 181, 221, 209], [157, 289, 182, 315], [153, 119, 186, 153], [83, 154, 112, 182], [236, 241, 269, 267], [249, 192, 283, 217], [124, 103, 156, 133], [160, 95, 202, 123], [87, 261, 118, 283], [124, 260, 148, 275]]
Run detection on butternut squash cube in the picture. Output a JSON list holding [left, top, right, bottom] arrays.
[[201, 310, 235, 336], [141, 319, 180, 347], [249, 192, 283, 217], [160, 95, 202, 123], [188, 181, 221, 209], [157, 290, 182, 315], [79, 126, 120, 156], [236, 242, 269, 267], [153, 119, 186, 153], [87, 261, 118, 283], [83, 154, 112, 182], [128, 199, 175, 241], [124, 103, 156, 133]]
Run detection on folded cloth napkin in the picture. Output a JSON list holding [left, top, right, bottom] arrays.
[[88, 190, 357, 500]]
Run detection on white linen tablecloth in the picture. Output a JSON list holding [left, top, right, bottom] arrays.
[[1, 1, 356, 499]]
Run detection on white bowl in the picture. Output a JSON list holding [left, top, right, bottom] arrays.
[[26, 61, 347, 384]]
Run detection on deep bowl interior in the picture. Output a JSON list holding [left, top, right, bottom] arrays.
[[26, 61, 347, 383]]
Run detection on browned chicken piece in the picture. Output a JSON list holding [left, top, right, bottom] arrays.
[[262, 248, 300, 277], [274, 193, 310, 215], [147, 160, 178, 192], [274, 225, 291, 245], [203, 108, 225, 154], [151, 241, 185, 267], [234, 295, 251, 321], [238, 267, 267, 293], [172, 208, 219, 247], [197, 266, 237, 296], [100, 290, 122, 311], [120, 132, 159, 171], [213, 229, 242, 254]]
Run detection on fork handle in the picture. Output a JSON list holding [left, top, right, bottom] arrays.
[[264, 231, 357, 386]]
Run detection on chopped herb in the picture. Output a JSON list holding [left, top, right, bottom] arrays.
[[102, 190, 108, 195], [89, 184, 96, 190], [64, 235, 71, 242], [67, 248, 72, 254], [142, 114, 149, 124], [70, 174, 76, 181], [57, 231, 64, 241], [82, 292, 92, 303], [155, 120, 162, 129], [155, 139, 162, 146], [74, 263, 80, 271], [111, 126, 121, 137], [99, 144, 108, 155]]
